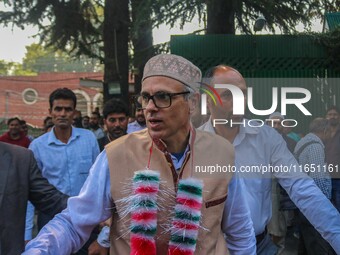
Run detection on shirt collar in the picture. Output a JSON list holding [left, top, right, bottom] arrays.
[[47, 126, 80, 145], [239, 119, 261, 134], [170, 145, 190, 170], [132, 120, 146, 128], [201, 118, 216, 133], [204, 117, 261, 134], [202, 117, 261, 146], [151, 127, 195, 169], [307, 132, 324, 147]]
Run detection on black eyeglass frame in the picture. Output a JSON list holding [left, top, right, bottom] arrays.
[[134, 91, 190, 109]]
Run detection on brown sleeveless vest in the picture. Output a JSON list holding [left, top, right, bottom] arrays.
[[106, 129, 234, 254]]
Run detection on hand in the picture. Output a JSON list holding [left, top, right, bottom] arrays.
[[88, 240, 109, 255], [99, 219, 111, 228]]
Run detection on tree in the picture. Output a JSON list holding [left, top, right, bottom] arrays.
[[131, 0, 154, 94], [102, 0, 129, 102], [0, 0, 129, 103], [143, 0, 340, 34], [0, 43, 101, 76], [315, 26, 340, 70], [0, 60, 8, 75], [22, 43, 102, 73], [0, 59, 35, 76]]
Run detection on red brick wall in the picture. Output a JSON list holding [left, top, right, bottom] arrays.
[[0, 72, 103, 127]]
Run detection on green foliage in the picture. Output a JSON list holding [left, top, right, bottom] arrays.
[[1, 0, 129, 103], [0, 59, 35, 76], [314, 27, 340, 70], [0, 0, 104, 60], [0, 43, 103, 75], [0, 121, 7, 136], [135, 0, 205, 30], [22, 43, 103, 73], [0, 60, 8, 75], [11, 63, 37, 75], [137, 0, 340, 34]]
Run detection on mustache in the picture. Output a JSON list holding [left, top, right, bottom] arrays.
[[112, 127, 125, 132], [110, 127, 126, 138]]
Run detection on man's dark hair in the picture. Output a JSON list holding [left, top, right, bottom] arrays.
[[91, 111, 101, 118], [19, 120, 26, 125], [45, 122, 54, 131], [7, 117, 20, 125], [326, 105, 340, 115], [43, 116, 52, 125], [102, 98, 129, 119], [49, 88, 77, 109]]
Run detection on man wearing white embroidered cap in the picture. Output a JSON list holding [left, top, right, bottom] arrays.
[[24, 54, 256, 255]]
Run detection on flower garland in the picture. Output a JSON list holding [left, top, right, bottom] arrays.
[[128, 170, 203, 255], [168, 178, 203, 255], [130, 170, 160, 255]]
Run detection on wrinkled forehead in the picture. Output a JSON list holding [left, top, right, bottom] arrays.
[[204, 69, 247, 95], [214, 70, 245, 86]]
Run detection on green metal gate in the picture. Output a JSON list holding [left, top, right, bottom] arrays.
[[171, 34, 340, 133]]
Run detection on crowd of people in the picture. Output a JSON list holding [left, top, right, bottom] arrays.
[[0, 53, 340, 255]]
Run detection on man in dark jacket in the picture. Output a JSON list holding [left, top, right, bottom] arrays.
[[0, 142, 68, 254]]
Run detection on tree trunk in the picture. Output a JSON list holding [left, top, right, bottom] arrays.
[[103, 0, 129, 103], [131, 0, 154, 95], [206, 0, 236, 34]]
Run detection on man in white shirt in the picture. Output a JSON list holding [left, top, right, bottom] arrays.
[[127, 108, 146, 133], [199, 64, 340, 255]]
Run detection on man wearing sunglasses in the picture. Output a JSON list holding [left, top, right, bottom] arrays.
[[24, 54, 256, 255]]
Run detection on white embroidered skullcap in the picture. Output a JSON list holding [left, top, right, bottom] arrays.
[[142, 54, 202, 90]]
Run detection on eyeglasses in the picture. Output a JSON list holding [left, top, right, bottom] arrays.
[[134, 91, 190, 109]]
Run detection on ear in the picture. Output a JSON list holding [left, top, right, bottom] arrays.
[[188, 93, 199, 115], [48, 108, 52, 115], [206, 95, 214, 112]]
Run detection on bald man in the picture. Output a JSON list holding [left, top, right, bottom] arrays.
[[200, 65, 340, 255]]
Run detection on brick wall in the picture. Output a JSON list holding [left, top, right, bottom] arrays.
[[0, 72, 103, 127]]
